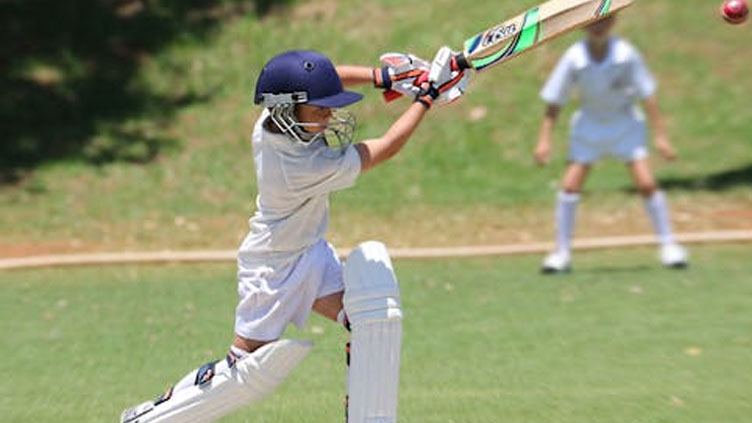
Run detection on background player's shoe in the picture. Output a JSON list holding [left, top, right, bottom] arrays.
[[541, 251, 571, 274], [660, 243, 688, 269]]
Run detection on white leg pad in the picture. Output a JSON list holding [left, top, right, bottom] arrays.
[[344, 241, 402, 423], [122, 339, 312, 423]]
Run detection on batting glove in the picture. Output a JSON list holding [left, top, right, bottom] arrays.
[[414, 46, 470, 108], [427, 46, 471, 106], [373, 52, 430, 102]]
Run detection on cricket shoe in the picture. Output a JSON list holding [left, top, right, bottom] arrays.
[[541, 250, 571, 274], [660, 243, 688, 269]]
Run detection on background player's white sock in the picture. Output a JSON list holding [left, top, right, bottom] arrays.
[[644, 190, 675, 245], [555, 191, 580, 254]]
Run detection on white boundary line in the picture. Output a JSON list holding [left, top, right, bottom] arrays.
[[1, 230, 751, 271]]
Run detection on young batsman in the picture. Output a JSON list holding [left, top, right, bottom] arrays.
[[534, 16, 688, 273], [119, 49, 468, 423]]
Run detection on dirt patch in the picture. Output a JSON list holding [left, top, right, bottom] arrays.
[[328, 200, 752, 249], [2, 199, 750, 258], [0, 241, 94, 258]]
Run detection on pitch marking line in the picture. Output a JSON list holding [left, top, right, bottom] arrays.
[[1, 230, 751, 270]]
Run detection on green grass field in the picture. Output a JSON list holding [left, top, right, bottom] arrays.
[[3, 2, 750, 422], [2, 0, 751, 255], [2, 245, 751, 423]]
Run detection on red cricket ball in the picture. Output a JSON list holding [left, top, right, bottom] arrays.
[[721, 0, 749, 24]]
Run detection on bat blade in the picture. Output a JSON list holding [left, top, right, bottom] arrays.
[[459, 0, 634, 72]]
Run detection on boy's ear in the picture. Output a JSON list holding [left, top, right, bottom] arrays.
[[292, 104, 301, 120], [263, 113, 283, 134]]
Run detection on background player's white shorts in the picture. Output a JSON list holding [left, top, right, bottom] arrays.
[[235, 239, 344, 341], [568, 111, 648, 164]]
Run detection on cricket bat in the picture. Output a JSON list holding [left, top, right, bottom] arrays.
[[454, 0, 635, 72]]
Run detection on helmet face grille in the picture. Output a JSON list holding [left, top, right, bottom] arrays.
[[268, 105, 356, 153], [323, 110, 356, 153], [269, 104, 314, 144]]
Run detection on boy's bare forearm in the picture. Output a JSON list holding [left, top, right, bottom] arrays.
[[356, 103, 428, 172], [336, 65, 376, 88], [643, 95, 667, 140], [643, 95, 677, 159], [539, 104, 561, 141]]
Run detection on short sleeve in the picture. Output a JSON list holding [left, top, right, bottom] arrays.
[[281, 144, 361, 198], [631, 50, 657, 99], [541, 52, 576, 106]]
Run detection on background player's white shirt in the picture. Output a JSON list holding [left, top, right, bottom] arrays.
[[238, 110, 361, 267], [541, 37, 656, 122]]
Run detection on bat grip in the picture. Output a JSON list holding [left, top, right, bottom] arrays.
[[454, 53, 472, 71]]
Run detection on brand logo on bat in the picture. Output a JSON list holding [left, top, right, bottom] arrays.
[[482, 23, 518, 46]]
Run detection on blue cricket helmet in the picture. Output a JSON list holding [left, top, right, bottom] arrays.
[[254, 50, 363, 108]]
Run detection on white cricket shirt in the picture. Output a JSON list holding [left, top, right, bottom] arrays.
[[541, 37, 656, 122], [238, 111, 361, 266]]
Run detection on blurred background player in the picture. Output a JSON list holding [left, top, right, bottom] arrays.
[[119, 49, 468, 423], [533, 15, 688, 274]]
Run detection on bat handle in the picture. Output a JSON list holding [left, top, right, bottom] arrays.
[[454, 53, 472, 71]]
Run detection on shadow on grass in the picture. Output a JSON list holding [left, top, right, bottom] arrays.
[[575, 265, 654, 275], [0, 0, 291, 183], [659, 164, 752, 192], [621, 163, 752, 194]]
